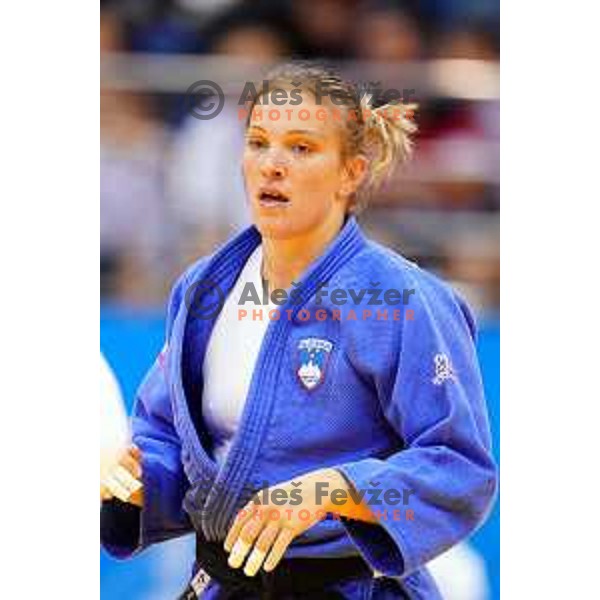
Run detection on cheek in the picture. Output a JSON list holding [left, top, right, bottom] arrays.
[[294, 155, 343, 194], [242, 154, 259, 184]]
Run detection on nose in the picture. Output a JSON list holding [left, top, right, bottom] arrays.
[[271, 165, 285, 179], [260, 150, 288, 179]]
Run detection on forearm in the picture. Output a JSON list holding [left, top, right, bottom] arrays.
[[314, 468, 379, 524]]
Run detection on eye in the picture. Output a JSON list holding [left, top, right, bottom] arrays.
[[291, 142, 312, 155], [247, 137, 267, 150]]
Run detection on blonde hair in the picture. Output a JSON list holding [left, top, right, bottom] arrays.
[[245, 62, 418, 213]]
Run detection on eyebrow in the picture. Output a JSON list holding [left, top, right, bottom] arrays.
[[246, 126, 267, 134], [246, 126, 325, 139], [285, 129, 324, 137]]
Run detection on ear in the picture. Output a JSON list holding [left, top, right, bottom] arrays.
[[339, 154, 369, 198]]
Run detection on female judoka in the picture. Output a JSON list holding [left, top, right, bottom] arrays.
[[101, 63, 497, 599]]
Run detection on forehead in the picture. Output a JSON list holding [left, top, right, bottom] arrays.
[[247, 88, 343, 140]]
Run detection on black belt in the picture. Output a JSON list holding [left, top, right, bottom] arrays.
[[179, 532, 373, 599]]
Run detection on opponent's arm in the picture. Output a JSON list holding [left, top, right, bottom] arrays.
[[101, 274, 193, 558]]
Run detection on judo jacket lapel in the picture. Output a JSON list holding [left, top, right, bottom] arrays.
[[168, 216, 368, 542]]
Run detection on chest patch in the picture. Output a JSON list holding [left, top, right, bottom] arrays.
[[296, 337, 334, 391]]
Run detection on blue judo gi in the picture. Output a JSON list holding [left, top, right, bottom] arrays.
[[101, 216, 497, 599]]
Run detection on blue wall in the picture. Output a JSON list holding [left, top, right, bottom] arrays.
[[100, 308, 500, 599]]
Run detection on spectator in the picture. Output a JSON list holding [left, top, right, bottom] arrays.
[[101, 9, 173, 304], [289, 0, 359, 59], [353, 3, 423, 62]]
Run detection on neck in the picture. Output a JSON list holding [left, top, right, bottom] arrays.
[[261, 213, 347, 292]]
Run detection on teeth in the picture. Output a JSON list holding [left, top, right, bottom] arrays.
[[260, 191, 287, 202]]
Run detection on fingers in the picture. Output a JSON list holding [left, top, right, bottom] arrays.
[[100, 483, 113, 501], [100, 447, 143, 504], [120, 450, 142, 480], [225, 510, 293, 576], [227, 511, 267, 569], [114, 465, 143, 495], [102, 472, 131, 502], [243, 523, 280, 577], [263, 527, 295, 572], [224, 501, 260, 552]]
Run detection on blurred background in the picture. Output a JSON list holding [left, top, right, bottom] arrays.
[[100, 0, 499, 597]]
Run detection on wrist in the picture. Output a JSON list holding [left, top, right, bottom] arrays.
[[313, 468, 376, 523], [313, 468, 351, 512]]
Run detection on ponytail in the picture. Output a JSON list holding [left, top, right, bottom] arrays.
[[360, 95, 418, 196]]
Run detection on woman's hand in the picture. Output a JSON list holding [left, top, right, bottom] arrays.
[[223, 467, 372, 577], [100, 445, 144, 507]]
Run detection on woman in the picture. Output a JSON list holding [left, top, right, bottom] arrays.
[[101, 63, 497, 599]]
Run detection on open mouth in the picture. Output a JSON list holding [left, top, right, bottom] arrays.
[[258, 189, 290, 207]]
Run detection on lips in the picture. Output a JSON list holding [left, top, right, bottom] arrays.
[[258, 188, 290, 207]]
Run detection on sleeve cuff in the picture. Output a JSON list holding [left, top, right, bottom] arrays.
[[100, 457, 169, 558], [100, 499, 142, 559], [138, 454, 192, 546], [334, 460, 413, 577]]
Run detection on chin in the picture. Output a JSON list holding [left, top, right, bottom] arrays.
[[253, 218, 299, 240], [250, 207, 301, 240]]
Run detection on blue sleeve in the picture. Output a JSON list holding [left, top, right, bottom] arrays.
[[101, 273, 194, 559], [335, 283, 497, 577]]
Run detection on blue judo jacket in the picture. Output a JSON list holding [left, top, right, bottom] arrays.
[[101, 216, 497, 599]]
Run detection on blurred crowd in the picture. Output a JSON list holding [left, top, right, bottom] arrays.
[[101, 0, 499, 317]]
